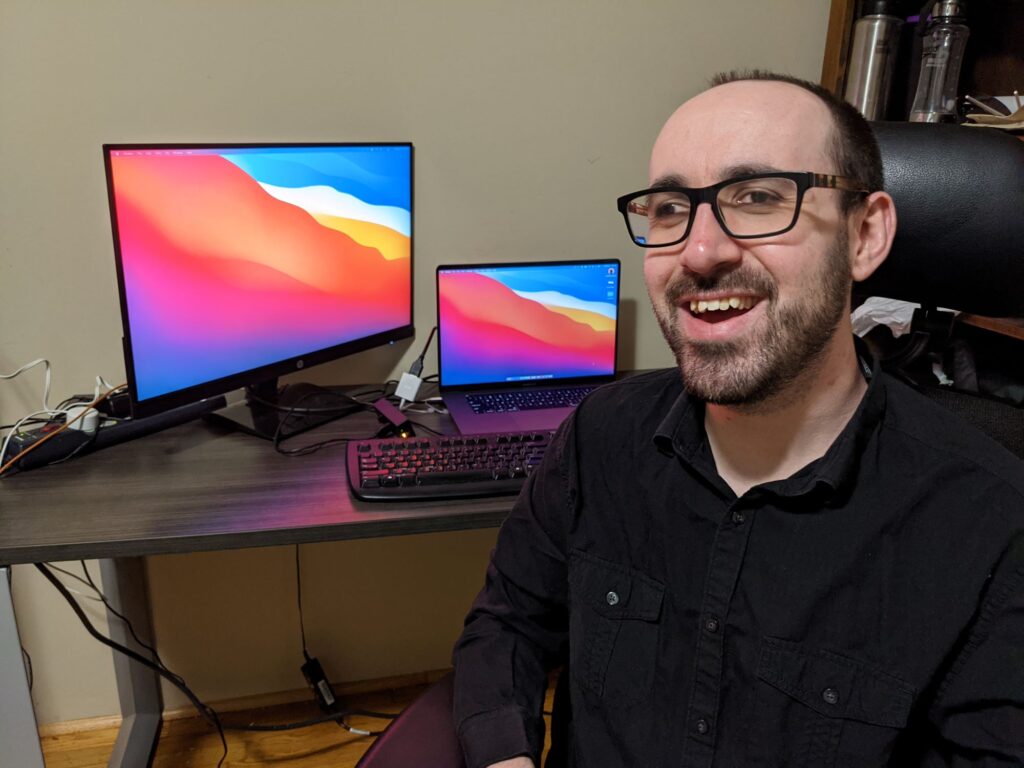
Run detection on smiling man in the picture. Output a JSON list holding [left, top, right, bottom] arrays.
[[452, 71, 1024, 768]]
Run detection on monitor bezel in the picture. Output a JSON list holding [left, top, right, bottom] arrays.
[[103, 141, 415, 419], [435, 258, 621, 392]]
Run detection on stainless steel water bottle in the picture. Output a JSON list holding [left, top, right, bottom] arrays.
[[844, 0, 904, 120]]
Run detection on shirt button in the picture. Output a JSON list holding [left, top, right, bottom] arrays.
[[696, 718, 710, 735], [822, 687, 840, 705], [704, 617, 720, 633], [606, 591, 620, 606], [732, 510, 746, 525]]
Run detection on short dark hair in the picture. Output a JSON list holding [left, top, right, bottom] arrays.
[[708, 70, 883, 214]]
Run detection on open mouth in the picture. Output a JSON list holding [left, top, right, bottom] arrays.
[[686, 296, 758, 324]]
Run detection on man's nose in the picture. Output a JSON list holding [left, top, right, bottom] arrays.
[[676, 202, 743, 276]]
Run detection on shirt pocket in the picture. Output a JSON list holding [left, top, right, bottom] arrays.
[[746, 637, 915, 768], [568, 549, 665, 705]]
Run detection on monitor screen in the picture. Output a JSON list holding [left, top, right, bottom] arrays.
[[104, 142, 414, 419], [436, 260, 619, 387]]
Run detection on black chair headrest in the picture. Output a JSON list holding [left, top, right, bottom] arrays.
[[859, 122, 1024, 317]]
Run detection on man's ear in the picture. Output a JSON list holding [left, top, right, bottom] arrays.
[[849, 191, 896, 283]]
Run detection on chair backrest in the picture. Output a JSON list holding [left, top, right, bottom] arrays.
[[861, 122, 1024, 458], [860, 122, 1024, 316]]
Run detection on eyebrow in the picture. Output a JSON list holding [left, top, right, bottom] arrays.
[[649, 163, 786, 190]]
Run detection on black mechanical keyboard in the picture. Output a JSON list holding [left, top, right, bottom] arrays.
[[347, 430, 554, 501], [465, 386, 595, 414]]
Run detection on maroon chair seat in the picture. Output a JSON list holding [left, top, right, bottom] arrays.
[[356, 673, 466, 768]]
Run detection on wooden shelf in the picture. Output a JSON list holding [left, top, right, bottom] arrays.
[[821, 0, 1024, 105]]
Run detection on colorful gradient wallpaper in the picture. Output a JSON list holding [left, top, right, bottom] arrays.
[[107, 144, 412, 401], [438, 262, 619, 386]]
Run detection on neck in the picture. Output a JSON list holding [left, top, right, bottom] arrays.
[[703, 332, 868, 497]]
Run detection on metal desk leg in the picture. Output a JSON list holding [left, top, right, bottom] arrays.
[[99, 557, 163, 768], [0, 566, 45, 768]]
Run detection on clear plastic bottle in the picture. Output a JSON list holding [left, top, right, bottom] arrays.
[[909, 1, 970, 123]]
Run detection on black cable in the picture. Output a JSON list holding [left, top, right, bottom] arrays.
[[408, 327, 437, 378], [21, 645, 32, 691], [295, 545, 308, 659], [37, 563, 398, 739], [246, 384, 367, 415], [272, 388, 371, 455], [47, 425, 101, 467], [33, 563, 230, 768], [48, 561, 173, 678], [346, 384, 390, 401], [0, 417, 50, 431], [404, 419, 444, 436], [47, 563, 101, 592], [77, 561, 179, 680], [275, 436, 351, 457]]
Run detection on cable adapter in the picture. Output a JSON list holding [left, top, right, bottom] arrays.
[[395, 372, 422, 404], [301, 655, 339, 714]]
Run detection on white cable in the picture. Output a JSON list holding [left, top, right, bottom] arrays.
[[1, 359, 53, 412], [1, 366, 119, 465], [0, 409, 61, 466]]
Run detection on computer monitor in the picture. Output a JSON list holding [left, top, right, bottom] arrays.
[[104, 142, 414, 439]]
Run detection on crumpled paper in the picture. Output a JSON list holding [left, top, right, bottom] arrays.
[[851, 297, 921, 338]]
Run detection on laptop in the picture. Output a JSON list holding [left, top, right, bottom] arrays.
[[437, 259, 620, 434]]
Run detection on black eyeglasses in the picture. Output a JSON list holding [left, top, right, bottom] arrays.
[[616, 172, 869, 247]]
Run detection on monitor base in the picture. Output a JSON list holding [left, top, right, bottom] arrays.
[[203, 379, 365, 442]]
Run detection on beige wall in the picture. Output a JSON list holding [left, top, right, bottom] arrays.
[[1, 1, 831, 724]]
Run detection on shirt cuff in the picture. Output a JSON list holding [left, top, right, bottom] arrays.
[[457, 705, 538, 768]]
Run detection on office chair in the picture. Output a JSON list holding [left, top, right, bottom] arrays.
[[355, 122, 1024, 768], [862, 122, 1024, 457]]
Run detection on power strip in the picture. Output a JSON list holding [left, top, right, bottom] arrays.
[[4, 396, 227, 472]]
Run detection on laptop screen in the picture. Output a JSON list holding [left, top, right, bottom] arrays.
[[437, 260, 620, 388]]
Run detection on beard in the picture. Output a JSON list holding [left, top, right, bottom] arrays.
[[651, 230, 852, 407]]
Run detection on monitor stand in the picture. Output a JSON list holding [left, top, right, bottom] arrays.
[[203, 379, 365, 441]]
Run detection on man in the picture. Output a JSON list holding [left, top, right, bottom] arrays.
[[452, 71, 1024, 768]]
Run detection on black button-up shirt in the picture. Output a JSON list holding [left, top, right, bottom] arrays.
[[452, 365, 1024, 768]]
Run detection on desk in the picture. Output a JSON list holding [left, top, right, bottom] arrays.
[[0, 404, 515, 767]]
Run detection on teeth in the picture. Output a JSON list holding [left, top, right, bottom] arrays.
[[688, 296, 755, 315]]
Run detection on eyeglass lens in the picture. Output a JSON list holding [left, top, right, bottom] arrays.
[[626, 176, 801, 245]]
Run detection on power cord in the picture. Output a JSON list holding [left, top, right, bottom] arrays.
[[395, 327, 437, 409], [34, 563, 229, 766], [21, 645, 33, 692], [0, 384, 126, 477], [296, 545, 309, 658], [10, 568, 34, 693], [272, 388, 372, 456], [36, 562, 398, 766], [295, 545, 348, 725]]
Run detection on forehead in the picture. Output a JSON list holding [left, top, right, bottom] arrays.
[[650, 80, 835, 185]]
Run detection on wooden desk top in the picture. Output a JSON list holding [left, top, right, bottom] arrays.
[[0, 408, 513, 565], [959, 315, 1024, 342]]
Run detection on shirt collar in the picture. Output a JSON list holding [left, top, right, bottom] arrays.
[[653, 340, 887, 502]]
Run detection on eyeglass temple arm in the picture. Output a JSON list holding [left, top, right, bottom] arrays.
[[812, 173, 869, 193]]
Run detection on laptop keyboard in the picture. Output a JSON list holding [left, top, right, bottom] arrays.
[[465, 386, 596, 414], [347, 430, 554, 501]]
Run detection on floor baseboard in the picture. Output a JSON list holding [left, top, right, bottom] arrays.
[[37, 667, 451, 737]]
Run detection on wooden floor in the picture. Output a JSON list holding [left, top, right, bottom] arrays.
[[41, 679, 555, 767]]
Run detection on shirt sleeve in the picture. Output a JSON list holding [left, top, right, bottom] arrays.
[[919, 536, 1024, 766], [451, 414, 577, 768]]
